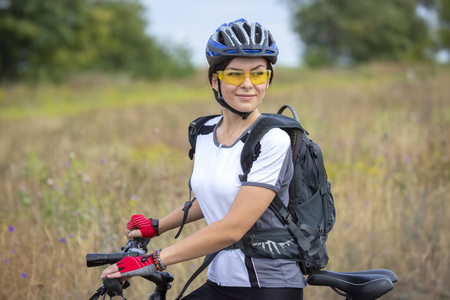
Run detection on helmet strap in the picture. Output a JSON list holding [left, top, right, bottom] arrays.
[[213, 82, 252, 120]]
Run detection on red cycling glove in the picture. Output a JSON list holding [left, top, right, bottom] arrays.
[[126, 215, 158, 238], [116, 255, 156, 277]]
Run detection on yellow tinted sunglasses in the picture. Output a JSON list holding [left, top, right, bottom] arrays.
[[216, 69, 272, 86]]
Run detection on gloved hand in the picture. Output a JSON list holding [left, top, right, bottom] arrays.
[[101, 249, 166, 280], [116, 255, 157, 277], [126, 215, 158, 239]]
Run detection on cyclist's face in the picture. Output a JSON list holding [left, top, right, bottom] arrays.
[[212, 57, 269, 115]]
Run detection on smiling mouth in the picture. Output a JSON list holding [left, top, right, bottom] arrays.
[[237, 94, 255, 99]]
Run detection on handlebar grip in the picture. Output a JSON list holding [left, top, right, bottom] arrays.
[[86, 252, 136, 267]]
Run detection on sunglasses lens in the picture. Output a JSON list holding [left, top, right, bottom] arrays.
[[222, 71, 245, 85], [250, 70, 269, 85]]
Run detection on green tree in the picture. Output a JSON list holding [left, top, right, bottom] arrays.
[[0, 0, 87, 80], [437, 0, 450, 52], [0, 0, 194, 81], [86, 0, 176, 79], [290, 0, 431, 67]]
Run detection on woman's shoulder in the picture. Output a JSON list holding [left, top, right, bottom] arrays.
[[260, 127, 291, 144], [257, 127, 291, 154], [203, 115, 222, 126]]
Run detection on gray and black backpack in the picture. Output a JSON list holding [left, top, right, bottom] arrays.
[[175, 105, 336, 299]]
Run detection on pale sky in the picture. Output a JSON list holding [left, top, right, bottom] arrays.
[[141, 0, 303, 67]]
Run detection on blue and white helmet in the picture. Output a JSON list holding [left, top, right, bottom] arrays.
[[206, 18, 279, 65]]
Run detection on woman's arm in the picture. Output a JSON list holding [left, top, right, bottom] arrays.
[[159, 186, 275, 266], [158, 199, 204, 235], [102, 185, 274, 279], [126, 198, 204, 239]]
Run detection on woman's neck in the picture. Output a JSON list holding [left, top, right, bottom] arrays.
[[216, 109, 261, 146]]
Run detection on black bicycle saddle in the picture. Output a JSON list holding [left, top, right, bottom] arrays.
[[307, 269, 397, 300]]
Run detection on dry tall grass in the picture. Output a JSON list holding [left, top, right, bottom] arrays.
[[0, 64, 448, 299]]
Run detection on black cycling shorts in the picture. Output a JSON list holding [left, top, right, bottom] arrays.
[[181, 280, 303, 300]]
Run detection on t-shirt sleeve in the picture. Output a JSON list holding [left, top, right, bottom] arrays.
[[241, 128, 292, 193]]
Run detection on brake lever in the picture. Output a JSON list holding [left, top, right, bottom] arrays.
[[88, 285, 106, 300]]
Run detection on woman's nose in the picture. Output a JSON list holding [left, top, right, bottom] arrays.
[[240, 76, 253, 88]]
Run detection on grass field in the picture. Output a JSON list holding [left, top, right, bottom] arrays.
[[0, 63, 449, 299]]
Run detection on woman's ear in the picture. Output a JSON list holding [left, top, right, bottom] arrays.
[[211, 73, 219, 92]]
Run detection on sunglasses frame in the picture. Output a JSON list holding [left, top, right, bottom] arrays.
[[216, 69, 272, 86]]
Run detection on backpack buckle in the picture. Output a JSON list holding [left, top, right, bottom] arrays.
[[238, 174, 247, 182], [189, 122, 197, 135], [183, 200, 193, 212], [281, 212, 293, 225], [318, 227, 324, 235]]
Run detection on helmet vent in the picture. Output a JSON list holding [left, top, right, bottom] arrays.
[[217, 31, 225, 45], [268, 32, 274, 46], [255, 26, 262, 44], [231, 25, 246, 44], [243, 22, 251, 36]]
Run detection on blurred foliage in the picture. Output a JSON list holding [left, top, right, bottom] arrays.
[[0, 0, 194, 82], [0, 64, 449, 299], [289, 0, 437, 67], [437, 0, 450, 50]]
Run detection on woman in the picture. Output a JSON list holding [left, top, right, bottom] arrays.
[[101, 18, 306, 300]]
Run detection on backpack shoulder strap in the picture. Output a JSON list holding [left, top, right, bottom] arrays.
[[239, 113, 305, 182], [188, 115, 220, 160]]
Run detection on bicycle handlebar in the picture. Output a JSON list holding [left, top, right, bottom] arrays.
[[86, 238, 174, 300], [86, 251, 141, 267]]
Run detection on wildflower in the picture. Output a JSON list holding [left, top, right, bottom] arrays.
[[83, 174, 91, 184], [405, 156, 412, 164], [21, 273, 27, 278], [59, 238, 67, 244], [4, 259, 9, 263], [68, 233, 73, 238], [8, 226, 14, 232], [47, 178, 54, 186], [69, 152, 76, 160], [12, 249, 16, 254], [131, 194, 137, 201], [64, 161, 71, 168]]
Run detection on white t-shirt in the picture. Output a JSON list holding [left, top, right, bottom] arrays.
[[190, 115, 306, 288]]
